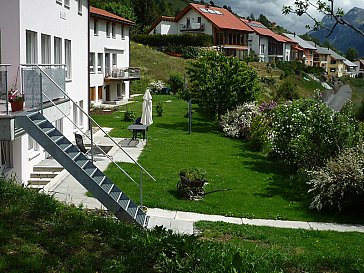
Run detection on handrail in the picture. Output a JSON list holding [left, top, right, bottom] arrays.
[[35, 64, 155, 182], [41, 91, 139, 186]]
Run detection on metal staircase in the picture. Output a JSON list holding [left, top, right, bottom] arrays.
[[16, 111, 148, 226]]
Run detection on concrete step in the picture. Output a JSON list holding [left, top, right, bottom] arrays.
[[27, 178, 51, 186], [30, 172, 59, 179], [33, 166, 64, 172]]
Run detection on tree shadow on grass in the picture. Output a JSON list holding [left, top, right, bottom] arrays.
[[238, 143, 364, 224], [155, 119, 220, 134]]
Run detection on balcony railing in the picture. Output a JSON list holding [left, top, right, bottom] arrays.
[[179, 23, 205, 31], [0, 65, 10, 114], [22, 64, 66, 109], [105, 67, 141, 81]]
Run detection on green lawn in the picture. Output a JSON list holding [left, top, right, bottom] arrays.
[[92, 95, 364, 224], [196, 221, 364, 273]]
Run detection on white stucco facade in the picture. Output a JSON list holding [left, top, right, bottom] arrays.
[[249, 33, 268, 62], [0, 0, 88, 183], [177, 9, 213, 35], [90, 13, 132, 105]]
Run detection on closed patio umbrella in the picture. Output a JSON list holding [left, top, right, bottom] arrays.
[[141, 88, 153, 126]]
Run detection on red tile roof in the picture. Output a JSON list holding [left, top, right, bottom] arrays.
[[90, 7, 135, 26], [241, 19, 291, 43], [177, 3, 253, 32]]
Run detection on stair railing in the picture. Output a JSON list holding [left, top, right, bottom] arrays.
[[31, 64, 156, 208]]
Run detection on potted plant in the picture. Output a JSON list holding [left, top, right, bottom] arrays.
[[177, 167, 207, 200], [9, 94, 24, 112]]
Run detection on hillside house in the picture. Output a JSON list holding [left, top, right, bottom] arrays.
[[353, 59, 364, 77], [307, 42, 330, 72], [283, 33, 316, 66], [148, 3, 254, 59], [90, 7, 139, 106], [241, 19, 295, 63], [0, 0, 88, 183], [326, 48, 345, 79], [343, 59, 358, 78]]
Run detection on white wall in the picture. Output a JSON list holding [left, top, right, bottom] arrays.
[[283, 43, 291, 61], [177, 9, 213, 35], [0, 0, 89, 183], [90, 16, 131, 103]]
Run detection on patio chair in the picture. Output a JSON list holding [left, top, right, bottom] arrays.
[[132, 117, 146, 140], [74, 133, 113, 160]]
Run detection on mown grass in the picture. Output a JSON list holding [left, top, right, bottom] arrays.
[[93, 95, 364, 224], [196, 221, 364, 273], [1, 178, 363, 273]]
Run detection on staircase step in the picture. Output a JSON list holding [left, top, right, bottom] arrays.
[[30, 172, 58, 179], [33, 166, 64, 172], [28, 178, 51, 186]]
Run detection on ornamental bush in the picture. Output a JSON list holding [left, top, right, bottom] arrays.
[[219, 102, 259, 139], [307, 143, 364, 211], [188, 50, 260, 119], [269, 98, 361, 170], [148, 80, 165, 94]]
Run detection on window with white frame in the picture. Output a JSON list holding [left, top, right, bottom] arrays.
[[26, 30, 38, 64], [56, 0, 62, 4], [97, 53, 103, 73], [0, 141, 12, 168], [79, 100, 84, 127], [89, 52, 95, 73], [260, 44, 265, 54], [106, 22, 111, 37], [73, 102, 78, 128], [93, 19, 98, 36], [112, 53, 117, 67], [78, 0, 82, 14], [121, 25, 125, 39], [112, 23, 116, 38], [28, 135, 39, 152], [54, 37, 62, 64], [65, 39, 72, 79], [64, 0, 70, 8], [41, 34, 51, 64]]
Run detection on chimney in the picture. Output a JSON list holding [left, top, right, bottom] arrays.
[[293, 32, 296, 37]]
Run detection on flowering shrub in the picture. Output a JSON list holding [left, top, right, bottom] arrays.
[[148, 80, 165, 94], [269, 98, 361, 169], [307, 143, 364, 211], [219, 102, 259, 139]]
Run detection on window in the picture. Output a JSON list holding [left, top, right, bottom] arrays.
[[106, 22, 111, 37], [73, 102, 78, 129], [28, 135, 39, 152], [112, 23, 116, 38], [97, 53, 103, 73], [56, 0, 62, 4], [187, 17, 190, 28], [121, 25, 125, 39], [0, 141, 12, 168], [54, 37, 62, 64], [26, 30, 38, 64], [112, 53, 117, 67], [41, 34, 51, 64], [79, 100, 84, 126], [93, 19, 98, 36], [197, 17, 201, 23], [105, 53, 110, 76], [78, 0, 82, 14], [64, 0, 70, 8], [65, 39, 72, 79], [89, 52, 95, 73], [260, 44, 265, 54]]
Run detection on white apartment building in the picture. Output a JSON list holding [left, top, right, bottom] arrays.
[[0, 0, 88, 183], [90, 7, 139, 105]]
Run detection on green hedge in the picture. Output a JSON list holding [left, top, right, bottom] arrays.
[[132, 33, 213, 47]]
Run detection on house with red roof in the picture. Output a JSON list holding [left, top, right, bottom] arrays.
[[241, 19, 296, 63], [148, 3, 254, 59], [90, 7, 140, 105]]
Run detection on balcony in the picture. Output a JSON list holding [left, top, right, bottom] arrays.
[[179, 23, 205, 32], [104, 67, 141, 81]]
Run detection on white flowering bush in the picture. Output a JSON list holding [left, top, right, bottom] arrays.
[[219, 102, 259, 139], [269, 98, 361, 169], [149, 80, 165, 94], [307, 143, 364, 211]]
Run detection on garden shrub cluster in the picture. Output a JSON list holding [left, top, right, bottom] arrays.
[[219, 96, 362, 211], [165, 45, 201, 59], [219, 102, 259, 139], [148, 80, 166, 94], [307, 143, 364, 211], [168, 73, 184, 94], [132, 34, 213, 47]]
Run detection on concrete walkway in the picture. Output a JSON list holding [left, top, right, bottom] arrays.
[[44, 128, 364, 235]]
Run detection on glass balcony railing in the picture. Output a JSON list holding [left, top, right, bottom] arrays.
[[21, 64, 66, 109], [105, 67, 141, 80]]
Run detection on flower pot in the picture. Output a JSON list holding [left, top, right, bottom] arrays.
[[10, 101, 24, 112]]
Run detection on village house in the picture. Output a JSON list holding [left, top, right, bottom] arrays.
[[89, 7, 140, 106], [353, 59, 364, 77], [325, 48, 345, 79], [240, 19, 295, 63], [343, 59, 358, 78], [148, 3, 254, 59], [283, 33, 316, 66], [307, 42, 330, 72], [0, 0, 88, 184]]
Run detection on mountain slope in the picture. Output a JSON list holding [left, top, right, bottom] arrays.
[[309, 7, 364, 56]]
